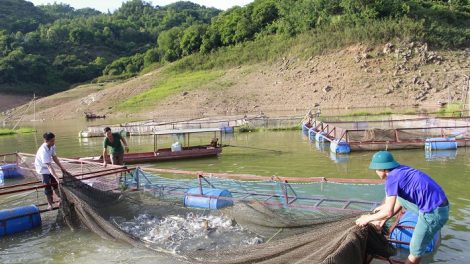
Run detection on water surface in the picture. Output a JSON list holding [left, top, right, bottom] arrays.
[[0, 112, 468, 263]]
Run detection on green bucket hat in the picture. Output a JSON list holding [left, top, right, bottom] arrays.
[[369, 151, 400, 170]]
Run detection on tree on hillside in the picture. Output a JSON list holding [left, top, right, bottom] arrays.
[[2, 0, 470, 96], [180, 24, 208, 56], [158, 27, 183, 62]]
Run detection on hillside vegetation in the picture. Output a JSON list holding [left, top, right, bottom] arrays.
[[1, 0, 470, 118]]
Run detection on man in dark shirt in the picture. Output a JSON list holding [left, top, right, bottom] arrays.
[[103, 127, 129, 166]]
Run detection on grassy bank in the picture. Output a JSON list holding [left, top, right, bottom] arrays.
[[114, 70, 226, 113], [0, 128, 36, 136]]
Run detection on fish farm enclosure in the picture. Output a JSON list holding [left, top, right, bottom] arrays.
[[304, 114, 470, 152]]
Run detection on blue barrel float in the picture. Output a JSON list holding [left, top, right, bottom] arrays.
[[424, 137, 457, 150], [302, 123, 311, 131], [184, 187, 234, 210], [220, 126, 234, 133], [0, 164, 23, 185], [315, 132, 328, 142], [390, 210, 440, 252], [308, 127, 317, 137], [0, 164, 22, 178], [330, 139, 351, 153], [0, 205, 42, 236]]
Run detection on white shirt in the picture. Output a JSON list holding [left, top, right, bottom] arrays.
[[35, 143, 56, 174]]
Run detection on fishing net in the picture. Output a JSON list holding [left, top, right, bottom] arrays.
[[52, 167, 397, 264], [1, 152, 397, 263], [0, 153, 120, 212], [315, 117, 470, 151]]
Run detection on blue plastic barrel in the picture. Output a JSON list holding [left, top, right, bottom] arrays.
[[330, 139, 351, 153], [390, 210, 440, 252], [0, 164, 22, 179], [0, 205, 41, 236], [315, 132, 328, 142], [302, 123, 311, 131], [220, 126, 234, 133], [424, 137, 457, 150], [184, 188, 234, 210], [308, 128, 317, 137]]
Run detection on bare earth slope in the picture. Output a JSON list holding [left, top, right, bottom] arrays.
[[4, 43, 470, 121], [0, 94, 33, 113]]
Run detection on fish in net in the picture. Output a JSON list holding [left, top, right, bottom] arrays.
[[57, 171, 396, 264]]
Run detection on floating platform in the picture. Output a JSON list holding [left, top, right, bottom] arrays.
[[79, 116, 246, 138], [305, 115, 470, 151]]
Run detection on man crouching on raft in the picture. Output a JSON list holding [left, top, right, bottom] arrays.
[[356, 151, 449, 264]]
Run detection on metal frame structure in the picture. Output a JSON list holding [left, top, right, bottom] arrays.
[[0, 152, 426, 263], [309, 116, 470, 150], [153, 127, 223, 152], [132, 167, 385, 214], [81, 116, 246, 137]]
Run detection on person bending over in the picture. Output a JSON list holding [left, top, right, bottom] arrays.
[[356, 151, 449, 264]]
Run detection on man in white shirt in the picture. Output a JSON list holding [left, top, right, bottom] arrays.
[[35, 132, 68, 210]]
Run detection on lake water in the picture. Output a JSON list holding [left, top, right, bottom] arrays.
[[0, 113, 469, 263]]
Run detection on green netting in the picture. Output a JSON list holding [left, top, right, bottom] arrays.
[[138, 170, 385, 213]]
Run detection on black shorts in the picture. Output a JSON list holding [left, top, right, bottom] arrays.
[[41, 174, 58, 195]]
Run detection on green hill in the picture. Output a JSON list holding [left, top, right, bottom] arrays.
[[1, 0, 470, 114]]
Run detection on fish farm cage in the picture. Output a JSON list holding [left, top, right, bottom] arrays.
[[0, 152, 421, 263], [304, 114, 470, 152]]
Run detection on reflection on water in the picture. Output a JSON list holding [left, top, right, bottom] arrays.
[[330, 152, 351, 164], [425, 149, 458, 161], [315, 141, 329, 152], [0, 115, 469, 263]]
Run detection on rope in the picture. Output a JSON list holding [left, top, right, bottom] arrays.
[[1, 102, 29, 124], [266, 228, 283, 243], [12, 99, 34, 130]]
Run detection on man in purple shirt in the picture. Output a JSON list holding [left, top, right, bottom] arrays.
[[356, 151, 449, 264]]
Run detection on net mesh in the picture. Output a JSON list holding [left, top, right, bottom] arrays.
[[59, 168, 395, 263], [312, 117, 470, 151], [2, 153, 397, 263]]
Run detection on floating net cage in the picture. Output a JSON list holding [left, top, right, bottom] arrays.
[[311, 116, 470, 151], [246, 115, 305, 128], [85, 116, 247, 135], [0, 153, 123, 211], [314, 114, 428, 123], [1, 153, 397, 263]]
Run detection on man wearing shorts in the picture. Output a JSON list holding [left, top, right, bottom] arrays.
[[102, 127, 129, 167], [356, 151, 449, 264], [35, 132, 68, 210]]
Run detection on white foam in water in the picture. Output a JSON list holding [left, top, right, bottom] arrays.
[[111, 212, 263, 252]]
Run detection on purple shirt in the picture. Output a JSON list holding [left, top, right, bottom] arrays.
[[385, 165, 447, 213]]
